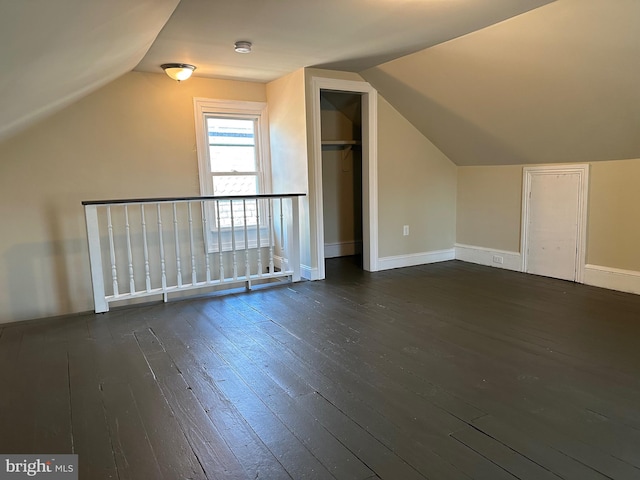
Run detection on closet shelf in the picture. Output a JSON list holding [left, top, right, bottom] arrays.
[[321, 140, 361, 147], [322, 140, 361, 145]]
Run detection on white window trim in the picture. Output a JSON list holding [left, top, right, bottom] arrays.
[[193, 98, 273, 253], [193, 98, 272, 197]]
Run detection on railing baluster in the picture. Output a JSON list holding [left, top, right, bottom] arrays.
[[230, 200, 238, 280], [215, 200, 224, 282], [106, 206, 119, 296], [173, 203, 182, 287], [268, 198, 275, 274], [279, 198, 287, 271], [83, 194, 303, 313], [157, 203, 167, 295], [201, 201, 211, 283], [255, 198, 262, 276], [141, 204, 151, 292], [124, 205, 135, 294], [290, 197, 301, 282], [243, 199, 250, 288], [188, 202, 197, 285]]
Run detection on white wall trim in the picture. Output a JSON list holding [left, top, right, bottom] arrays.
[[377, 249, 455, 271], [301, 264, 319, 280], [275, 255, 318, 280], [324, 241, 362, 259], [584, 264, 640, 295], [311, 76, 378, 280], [455, 244, 522, 272], [193, 98, 271, 196]]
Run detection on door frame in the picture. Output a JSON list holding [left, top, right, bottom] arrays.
[[311, 77, 378, 280], [521, 164, 590, 282]]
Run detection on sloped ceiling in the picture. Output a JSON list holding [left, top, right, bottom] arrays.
[[3, 0, 636, 168], [0, 0, 179, 143], [361, 0, 640, 166], [135, 0, 553, 82], [0, 0, 554, 146]]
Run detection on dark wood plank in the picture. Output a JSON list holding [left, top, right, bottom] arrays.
[[231, 291, 516, 480], [99, 381, 165, 480], [133, 327, 251, 480], [2, 258, 640, 480], [451, 426, 562, 480], [143, 308, 293, 480], [177, 309, 376, 480], [191, 300, 426, 479], [67, 340, 120, 479], [0, 321, 73, 454], [471, 415, 608, 480]]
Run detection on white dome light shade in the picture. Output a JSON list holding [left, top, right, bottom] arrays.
[[234, 41, 252, 53], [161, 63, 196, 82]]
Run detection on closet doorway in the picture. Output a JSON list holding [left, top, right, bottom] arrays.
[[311, 77, 378, 280], [320, 91, 363, 271]]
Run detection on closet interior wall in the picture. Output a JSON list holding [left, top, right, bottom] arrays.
[[320, 91, 363, 262]]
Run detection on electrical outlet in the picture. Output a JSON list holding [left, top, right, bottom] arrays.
[[492, 255, 504, 264], [403, 225, 409, 236]]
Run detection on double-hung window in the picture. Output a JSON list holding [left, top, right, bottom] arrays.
[[194, 98, 271, 249]]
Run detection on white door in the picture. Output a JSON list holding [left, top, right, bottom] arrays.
[[522, 166, 589, 282]]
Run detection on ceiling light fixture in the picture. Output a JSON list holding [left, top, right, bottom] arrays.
[[234, 41, 252, 54], [161, 63, 196, 82]]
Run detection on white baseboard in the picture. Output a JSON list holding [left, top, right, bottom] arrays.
[[324, 241, 362, 259], [584, 264, 640, 295], [275, 255, 317, 281], [455, 243, 522, 272], [301, 264, 319, 281], [377, 249, 455, 271]]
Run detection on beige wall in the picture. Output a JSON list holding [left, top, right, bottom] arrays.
[[0, 71, 266, 323], [456, 159, 640, 272], [305, 68, 458, 268], [19, 65, 639, 323], [377, 97, 457, 257], [265, 69, 311, 268], [456, 165, 523, 252], [322, 150, 362, 247], [588, 159, 640, 271], [320, 97, 362, 248], [266, 69, 308, 195], [1, 66, 461, 323]]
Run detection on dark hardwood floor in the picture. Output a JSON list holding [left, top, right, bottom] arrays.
[[1, 258, 640, 479]]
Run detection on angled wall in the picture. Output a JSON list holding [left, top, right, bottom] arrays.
[[0, 72, 266, 323], [362, 0, 640, 167]]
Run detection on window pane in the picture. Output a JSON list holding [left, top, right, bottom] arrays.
[[212, 175, 259, 228], [213, 175, 257, 196], [207, 117, 255, 145], [207, 117, 257, 172], [208, 145, 256, 172], [215, 199, 258, 228]]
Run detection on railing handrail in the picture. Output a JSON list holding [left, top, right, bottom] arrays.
[[83, 193, 303, 312], [82, 193, 306, 206]]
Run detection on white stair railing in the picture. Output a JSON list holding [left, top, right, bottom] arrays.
[[83, 194, 303, 313]]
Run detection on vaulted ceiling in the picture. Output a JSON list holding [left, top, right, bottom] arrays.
[[1, 0, 637, 166], [135, 0, 553, 82], [361, 0, 640, 165], [0, 0, 180, 143]]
